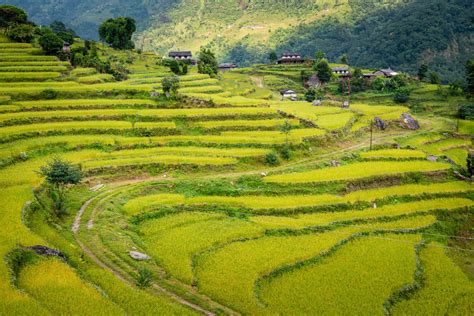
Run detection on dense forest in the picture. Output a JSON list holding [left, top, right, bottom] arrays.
[[5, 0, 473, 81], [270, 0, 474, 82]]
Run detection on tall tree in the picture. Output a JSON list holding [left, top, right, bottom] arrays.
[[340, 54, 349, 65], [418, 64, 428, 81], [162, 75, 180, 97], [315, 51, 326, 63], [466, 60, 474, 96], [0, 5, 28, 27], [39, 157, 82, 217], [38, 28, 64, 55], [314, 58, 332, 84], [98, 17, 136, 50], [198, 48, 218, 76], [269, 51, 278, 64]]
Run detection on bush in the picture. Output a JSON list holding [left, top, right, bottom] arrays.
[[393, 88, 410, 103], [39, 29, 64, 55], [39, 89, 58, 99], [135, 267, 153, 288], [459, 104, 474, 120], [5, 23, 35, 43], [0, 5, 28, 27], [265, 152, 280, 166], [281, 145, 292, 160]]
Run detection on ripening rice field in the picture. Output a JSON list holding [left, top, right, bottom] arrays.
[[0, 34, 472, 316]]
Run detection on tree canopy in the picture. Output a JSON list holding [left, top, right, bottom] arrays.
[[38, 28, 64, 55], [0, 5, 28, 27], [98, 17, 136, 50], [314, 58, 332, 84], [39, 157, 82, 189], [198, 48, 218, 76]]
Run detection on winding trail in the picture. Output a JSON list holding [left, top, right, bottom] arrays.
[[72, 194, 220, 316]]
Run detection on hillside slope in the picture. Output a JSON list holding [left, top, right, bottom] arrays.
[[4, 0, 474, 80]]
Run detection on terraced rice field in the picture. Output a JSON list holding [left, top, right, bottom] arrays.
[[264, 161, 452, 183], [1, 36, 472, 316]]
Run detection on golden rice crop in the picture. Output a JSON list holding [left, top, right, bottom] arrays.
[[0, 61, 69, 67], [0, 66, 68, 72], [16, 98, 157, 109], [77, 74, 114, 84], [360, 149, 426, 159], [442, 148, 468, 168], [421, 138, 471, 154], [0, 43, 33, 48], [391, 245, 474, 315], [314, 112, 355, 130], [459, 120, 474, 136], [141, 216, 263, 283], [179, 85, 224, 94], [344, 181, 473, 202], [0, 107, 276, 122], [85, 267, 195, 315], [260, 234, 421, 315], [0, 186, 48, 315], [82, 155, 238, 170], [264, 161, 452, 183], [350, 103, 409, 120], [270, 102, 345, 124], [123, 194, 187, 215], [193, 119, 299, 129], [195, 217, 430, 314], [0, 55, 58, 61], [18, 259, 123, 315], [0, 72, 61, 81], [100, 146, 270, 160], [250, 198, 473, 229], [0, 121, 175, 138]]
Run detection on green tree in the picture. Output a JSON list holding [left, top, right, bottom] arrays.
[[162, 75, 180, 97], [98, 17, 136, 50], [168, 59, 188, 75], [5, 23, 35, 43], [393, 88, 410, 103], [340, 54, 349, 65], [38, 29, 64, 55], [269, 51, 278, 64], [315, 51, 325, 63], [418, 64, 428, 81], [467, 151, 474, 178], [429, 71, 441, 84], [0, 5, 28, 27], [39, 157, 82, 216], [314, 58, 332, 84], [198, 48, 218, 76], [466, 60, 474, 96]]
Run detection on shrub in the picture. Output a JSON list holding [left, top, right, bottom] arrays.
[[135, 267, 153, 288], [39, 89, 58, 100], [265, 152, 280, 166], [393, 88, 410, 103], [458, 104, 474, 120], [39, 29, 64, 55], [5, 23, 35, 43]]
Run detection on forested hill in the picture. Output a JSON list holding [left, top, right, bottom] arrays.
[[4, 0, 474, 81]]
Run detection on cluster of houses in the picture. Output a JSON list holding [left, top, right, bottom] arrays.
[[276, 52, 398, 78], [168, 50, 398, 103], [167, 51, 237, 71]]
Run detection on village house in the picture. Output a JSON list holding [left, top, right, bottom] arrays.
[[277, 53, 304, 65], [332, 66, 350, 76], [62, 42, 71, 53], [218, 63, 238, 72], [373, 68, 398, 78], [168, 51, 193, 60], [280, 89, 298, 101]]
